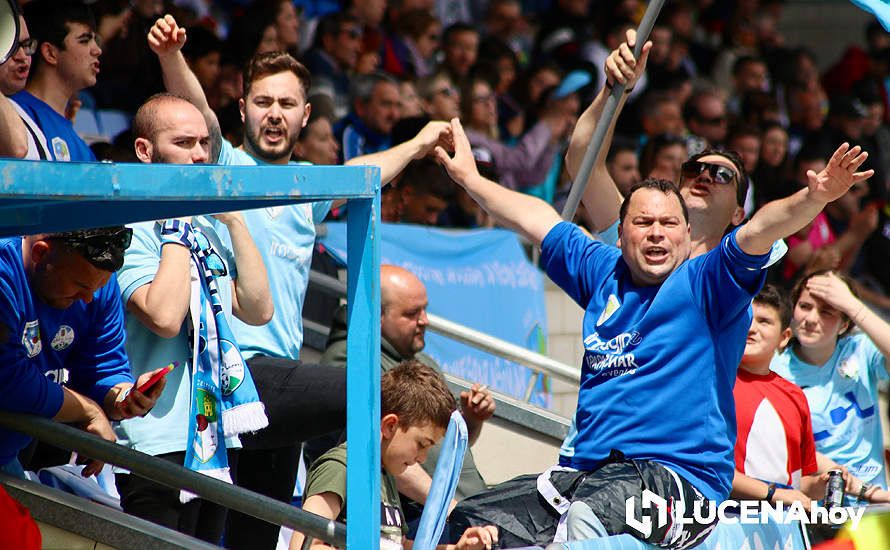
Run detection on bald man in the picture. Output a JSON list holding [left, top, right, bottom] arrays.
[[321, 264, 494, 522]]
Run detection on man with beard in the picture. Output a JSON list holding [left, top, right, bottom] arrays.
[[149, 15, 452, 549], [114, 93, 273, 543]]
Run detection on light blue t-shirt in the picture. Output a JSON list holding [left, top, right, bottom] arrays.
[[771, 333, 890, 488], [114, 217, 240, 457], [218, 140, 331, 360], [543, 222, 769, 502]]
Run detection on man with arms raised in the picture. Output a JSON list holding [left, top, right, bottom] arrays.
[[148, 15, 453, 549], [435, 114, 871, 547]]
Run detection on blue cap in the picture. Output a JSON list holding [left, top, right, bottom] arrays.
[[553, 70, 592, 99]]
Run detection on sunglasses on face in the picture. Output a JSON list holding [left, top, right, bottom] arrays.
[[681, 160, 737, 185]]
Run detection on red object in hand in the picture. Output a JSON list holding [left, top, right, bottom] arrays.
[[137, 362, 178, 394]]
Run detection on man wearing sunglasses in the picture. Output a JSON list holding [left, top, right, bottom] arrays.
[[0, 227, 165, 480], [112, 92, 273, 544], [0, 13, 49, 160]]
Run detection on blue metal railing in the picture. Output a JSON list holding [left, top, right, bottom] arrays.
[[0, 159, 382, 550]]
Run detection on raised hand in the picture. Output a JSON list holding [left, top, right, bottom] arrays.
[[433, 118, 479, 187], [805, 272, 861, 317], [807, 143, 874, 204], [604, 29, 652, 91], [148, 14, 186, 58], [411, 121, 454, 160]]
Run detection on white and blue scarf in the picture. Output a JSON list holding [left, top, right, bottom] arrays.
[[179, 223, 268, 501]]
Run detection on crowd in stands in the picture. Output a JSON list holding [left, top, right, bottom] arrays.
[[4, 0, 890, 548]]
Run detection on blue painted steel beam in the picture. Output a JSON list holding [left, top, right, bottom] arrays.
[[346, 192, 381, 550], [0, 160, 378, 236], [0, 159, 383, 547]]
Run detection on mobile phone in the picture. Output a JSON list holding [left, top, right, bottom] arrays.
[[136, 361, 178, 394]]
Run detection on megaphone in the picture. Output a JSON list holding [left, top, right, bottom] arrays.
[[0, 0, 20, 65]]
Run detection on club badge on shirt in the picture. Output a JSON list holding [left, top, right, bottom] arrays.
[[51, 325, 75, 351], [51, 137, 71, 162], [22, 320, 41, 358]]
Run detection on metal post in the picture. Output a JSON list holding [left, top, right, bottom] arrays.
[[346, 187, 381, 549], [560, 0, 668, 221]]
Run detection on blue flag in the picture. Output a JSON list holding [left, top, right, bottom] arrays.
[[851, 0, 890, 31]]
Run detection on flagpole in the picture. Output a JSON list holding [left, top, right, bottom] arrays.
[[560, 0, 668, 221]]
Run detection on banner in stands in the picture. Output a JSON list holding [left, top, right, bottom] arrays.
[[320, 223, 551, 407]]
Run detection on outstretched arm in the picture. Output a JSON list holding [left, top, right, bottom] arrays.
[[345, 121, 453, 184], [566, 30, 650, 231], [736, 143, 873, 255], [148, 15, 222, 161], [435, 118, 561, 247]]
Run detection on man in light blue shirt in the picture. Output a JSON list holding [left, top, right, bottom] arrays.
[[150, 15, 454, 549]]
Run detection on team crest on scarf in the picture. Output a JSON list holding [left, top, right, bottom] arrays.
[[193, 388, 219, 464], [219, 339, 244, 395], [22, 320, 41, 358]]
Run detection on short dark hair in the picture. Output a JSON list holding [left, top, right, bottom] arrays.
[[686, 147, 748, 207], [401, 159, 455, 200], [314, 12, 360, 49], [243, 51, 311, 99], [732, 55, 765, 77], [790, 270, 859, 338], [133, 93, 199, 142], [619, 178, 689, 224], [45, 226, 131, 272], [753, 284, 791, 329], [639, 133, 686, 179], [443, 23, 478, 44], [381, 359, 457, 430], [24, 0, 96, 70]]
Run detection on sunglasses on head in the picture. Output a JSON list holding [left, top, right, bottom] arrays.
[[681, 160, 737, 185], [48, 227, 133, 255]]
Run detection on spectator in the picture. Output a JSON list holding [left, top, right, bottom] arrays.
[[303, 13, 362, 119], [383, 9, 440, 78], [149, 15, 453, 549], [293, 98, 340, 165], [440, 23, 479, 88], [343, 0, 387, 73], [115, 93, 273, 543], [0, 13, 46, 159], [290, 360, 498, 550], [752, 121, 791, 207], [638, 91, 686, 143], [14, 0, 102, 161], [251, 0, 301, 54], [417, 72, 460, 121], [772, 271, 890, 491], [461, 75, 567, 191], [321, 266, 492, 523], [729, 55, 769, 116], [181, 26, 223, 106], [338, 71, 401, 161], [0, 226, 162, 478], [639, 133, 687, 183], [726, 123, 762, 215], [437, 114, 870, 547], [685, 88, 730, 148], [91, 0, 165, 111], [396, 159, 455, 225], [731, 285, 821, 508], [786, 83, 829, 157], [398, 78, 423, 118], [484, 0, 529, 62], [605, 139, 640, 197]]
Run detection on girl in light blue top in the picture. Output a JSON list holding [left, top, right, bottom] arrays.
[[771, 270, 890, 489]]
